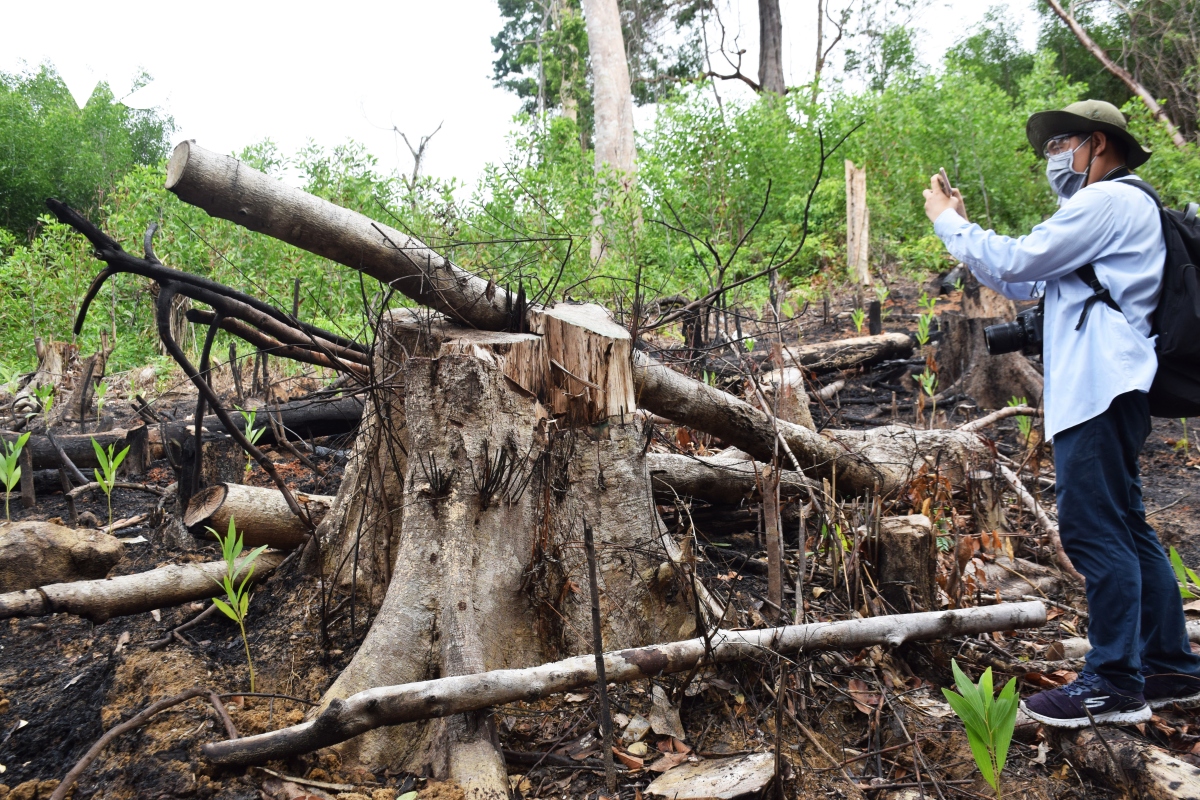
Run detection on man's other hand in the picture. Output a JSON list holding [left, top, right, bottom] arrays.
[[923, 175, 968, 223]]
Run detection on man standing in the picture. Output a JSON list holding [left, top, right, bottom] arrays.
[[923, 100, 1200, 728]]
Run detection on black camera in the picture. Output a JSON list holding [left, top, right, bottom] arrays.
[[985, 303, 1044, 356]]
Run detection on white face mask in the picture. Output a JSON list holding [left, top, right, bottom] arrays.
[[1045, 135, 1094, 200]]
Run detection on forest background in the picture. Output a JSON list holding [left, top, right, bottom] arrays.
[[1, 0, 1198, 380]]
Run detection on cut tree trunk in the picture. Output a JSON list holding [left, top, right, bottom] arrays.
[[203, 601, 1047, 766], [0, 552, 283, 623], [1047, 727, 1200, 798], [647, 451, 815, 505], [938, 273, 1043, 409], [871, 515, 937, 612], [845, 161, 870, 287], [308, 307, 694, 791], [165, 142, 518, 329], [184, 483, 334, 548]]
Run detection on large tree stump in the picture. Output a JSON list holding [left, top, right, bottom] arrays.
[[312, 306, 693, 792]]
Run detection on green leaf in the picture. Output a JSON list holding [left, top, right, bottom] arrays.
[[90, 437, 106, 468], [211, 597, 239, 622], [993, 677, 1020, 775], [240, 591, 250, 617], [964, 725, 998, 791], [942, 689, 987, 738], [111, 445, 129, 472]]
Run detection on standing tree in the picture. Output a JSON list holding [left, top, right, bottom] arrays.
[[581, 0, 638, 259], [758, 0, 786, 94]]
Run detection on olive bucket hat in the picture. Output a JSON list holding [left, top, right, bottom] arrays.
[[1026, 99, 1152, 168]]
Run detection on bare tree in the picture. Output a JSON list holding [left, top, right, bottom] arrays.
[[394, 121, 444, 207], [813, 0, 848, 101]]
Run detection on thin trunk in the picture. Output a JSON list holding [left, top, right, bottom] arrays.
[[758, 0, 786, 95]]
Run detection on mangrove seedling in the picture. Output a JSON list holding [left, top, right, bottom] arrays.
[[210, 516, 268, 692], [90, 438, 130, 531], [1, 432, 30, 521]]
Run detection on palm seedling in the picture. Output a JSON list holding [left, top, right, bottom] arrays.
[[237, 407, 266, 475], [942, 659, 1019, 799], [1, 432, 30, 521], [91, 438, 130, 531], [851, 307, 867, 333], [210, 517, 268, 692]]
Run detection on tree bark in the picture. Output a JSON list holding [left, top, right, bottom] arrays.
[[165, 142, 519, 329], [1047, 726, 1200, 798], [203, 601, 1047, 766], [779, 332, 911, 373], [647, 451, 815, 505], [0, 552, 284, 623], [184, 483, 334, 549], [1044, 0, 1188, 148], [758, 0, 786, 95]]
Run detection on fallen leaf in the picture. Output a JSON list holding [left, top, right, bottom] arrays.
[[847, 678, 880, 714], [564, 692, 589, 702], [649, 684, 686, 740], [613, 747, 643, 771], [648, 752, 690, 772]]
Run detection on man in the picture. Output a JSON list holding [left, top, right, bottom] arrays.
[[922, 99, 1200, 728]]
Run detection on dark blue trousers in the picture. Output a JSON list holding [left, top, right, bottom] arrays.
[[1055, 390, 1200, 692]]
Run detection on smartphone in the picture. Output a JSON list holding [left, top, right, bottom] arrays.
[[937, 168, 953, 197]]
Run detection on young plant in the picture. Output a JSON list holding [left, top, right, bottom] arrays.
[[743, 336, 756, 352], [0, 366, 21, 395], [915, 313, 933, 347], [1169, 546, 1200, 599], [1, 432, 30, 521], [918, 292, 940, 314], [93, 381, 109, 425], [32, 383, 54, 418], [850, 307, 866, 333], [1175, 418, 1191, 456], [874, 284, 890, 305], [209, 517, 268, 692], [90, 438, 130, 531], [1008, 396, 1033, 443], [914, 367, 939, 425], [942, 660, 1019, 800], [237, 407, 266, 475]]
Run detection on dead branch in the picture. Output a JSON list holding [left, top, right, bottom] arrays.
[[184, 483, 334, 549], [0, 552, 284, 622], [958, 405, 1040, 433], [49, 687, 234, 800], [67, 481, 165, 500], [1044, 0, 1188, 148], [203, 602, 1045, 765]]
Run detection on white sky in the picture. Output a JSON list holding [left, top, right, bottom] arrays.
[[2, 0, 1040, 190]]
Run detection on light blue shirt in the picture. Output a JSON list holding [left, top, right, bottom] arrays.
[[933, 176, 1165, 440]]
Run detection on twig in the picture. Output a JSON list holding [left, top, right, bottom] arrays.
[[958, 405, 1040, 433], [208, 690, 238, 739], [998, 464, 1083, 583], [254, 765, 359, 792], [67, 481, 165, 500], [43, 428, 88, 486], [49, 687, 220, 800], [148, 602, 219, 651]]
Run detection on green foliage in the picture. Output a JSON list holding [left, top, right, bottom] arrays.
[[90, 438, 129, 531], [32, 384, 54, 418], [850, 307, 866, 333], [942, 660, 1020, 798], [1175, 418, 1191, 456], [93, 381, 108, 425], [946, 6, 1035, 98], [237, 407, 265, 475], [209, 517, 268, 692], [1169, 546, 1200, 600], [1, 432, 30, 521], [0, 65, 173, 237]]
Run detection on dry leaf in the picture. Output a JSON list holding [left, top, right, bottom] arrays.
[[847, 678, 880, 714], [613, 747, 643, 771], [648, 752, 690, 772]]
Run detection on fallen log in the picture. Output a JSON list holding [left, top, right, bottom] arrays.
[[0, 551, 284, 623], [165, 141, 518, 329], [184, 483, 334, 548], [1047, 727, 1200, 799], [202, 601, 1046, 765], [2, 427, 148, 472], [151, 395, 365, 455], [647, 451, 815, 505], [778, 332, 912, 373]]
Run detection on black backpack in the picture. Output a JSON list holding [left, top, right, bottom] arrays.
[[1076, 177, 1200, 418]]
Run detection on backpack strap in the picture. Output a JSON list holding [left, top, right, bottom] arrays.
[[1074, 263, 1123, 330], [1072, 173, 1160, 331]]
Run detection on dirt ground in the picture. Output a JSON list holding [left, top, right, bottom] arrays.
[[0, 269, 1197, 800]]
